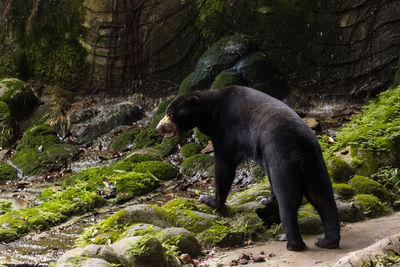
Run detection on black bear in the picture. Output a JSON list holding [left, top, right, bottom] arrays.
[[156, 86, 340, 251]]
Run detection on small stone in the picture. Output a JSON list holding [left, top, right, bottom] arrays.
[[239, 253, 251, 260], [201, 141, 214, 153], [275, 234, 287, 241], [302, 117, 319, 129], [253, 255, 266, 262]]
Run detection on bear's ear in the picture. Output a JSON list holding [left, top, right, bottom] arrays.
[[188, 95, 200, 105]]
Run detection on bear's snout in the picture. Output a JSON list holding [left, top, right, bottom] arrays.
[[156, 114, 178, 138]]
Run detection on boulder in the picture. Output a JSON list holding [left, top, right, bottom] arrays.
[[123, 204, 172, 228], [0, 162, 18, 183], [68, 99, 143, 144], [0, 101, 17, 148], [110, 236, 167, 267], [160, 227, 201, 257], [10, 124, 78, 176], [0, 78, 37, 120]]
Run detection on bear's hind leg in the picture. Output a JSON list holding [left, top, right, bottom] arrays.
[[269, 163, 306, 251], [304, 160, 340, 249]]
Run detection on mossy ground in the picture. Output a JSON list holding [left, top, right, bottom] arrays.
[[180, 143, 202, 159]]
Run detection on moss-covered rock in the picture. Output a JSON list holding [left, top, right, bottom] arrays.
[[235, 52, 285, 98], [10, 124, 78, 176], [194, 128, 210, 146], [298, 212, 324, 235], [159, 227, 201, 257], [335, 198, 363, 222], [110, 172, 159, 200], [352, 194, 388, 218], [133, 161, 178, 181], [153, 135, 181, 158], [132, 128, 163, 150], [332, 183, 357, 200], [180, 153, 214, 178], [79, 204, 172, 246], [211, 71, 245, 89], [110, 236, 167, 267], [348, 176, 394, 202], [196, 34, 251, 75], [63, 166, 114, 192], [112, 153, 160, 171], [227, 179, 270, 206], [327, 158, 355, 183], [0, 162, 18, 183], [177, 69, 213, 96], [110, 127, 140, 151], [0, 78, 37, 120], [198, 224, 243, 248], [0, 101, 17, 148], [0, 199, 12, 215], [180, 143, 203, 159]]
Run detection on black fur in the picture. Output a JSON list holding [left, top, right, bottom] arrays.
[[166, 86, 340, 251]]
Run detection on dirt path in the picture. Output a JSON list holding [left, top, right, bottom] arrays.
[[199, 211, 400, 266]]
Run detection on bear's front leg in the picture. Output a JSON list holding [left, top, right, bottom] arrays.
[[198, 156, 236, 210]]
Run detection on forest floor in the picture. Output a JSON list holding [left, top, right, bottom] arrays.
[[198, 211, 400, 266]]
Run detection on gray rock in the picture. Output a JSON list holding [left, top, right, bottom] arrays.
[[175, 210, 220, 233], [160, 227, 201, 257], [54, 248, 84, 266], [298, 215, 324, 235], [68, 98, 143, 144], [110, 236, 167, 267], [336, 198, 362, 222], [235, 201, 265, 213], [78, 258, 111, 267], [82, 244, 121, 264], [124, 204, 172, 228]]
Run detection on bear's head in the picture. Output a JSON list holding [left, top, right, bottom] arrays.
[[156, 94, 201, 138]]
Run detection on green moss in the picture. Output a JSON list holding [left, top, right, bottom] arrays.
[[110, 128, 140, 151], [133, 128, 163, 150], [0, 162, 18, 183], [180, 154, 214, 177], [4, 0, 87, 87], [133, 161, 178, 181], [10, 124, 78, 176], [153, 135, 182, 158], [180, 143, 202, 159], [348, 176, 394, 203], [352, 194, 388, 218], [325, 85, 400, 173], [327, 158, 355, 183], [177, 69, 213, 96], [194, 128, 210, 146], [0, 101, 17, 148], [195, 0, 225, 39], [198, 224, 242, 247], [332, 183, 357, 200], [0, 199, 12, 214], [63, 166, 114, 191], [40, 188, 55, 201], [0, 78, 37, 120], [227, 179, 270, 206], [110, 172, 158, 200], [112, 153, 160, 171], [211, 71, 244, 89], [162, 198, 213, 216]]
